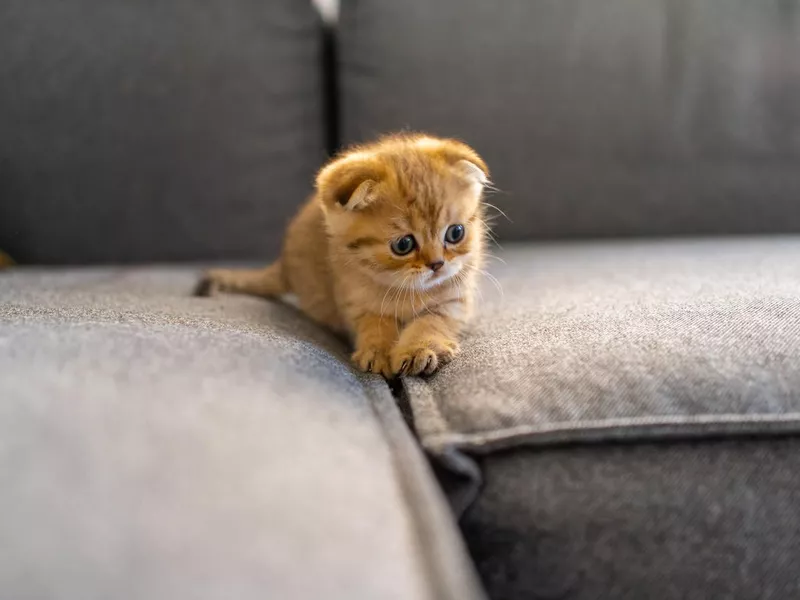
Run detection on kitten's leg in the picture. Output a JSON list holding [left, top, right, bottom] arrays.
[[351, 313, 398, 378], [390, 314, 461, 376], [194, 261, 287, 299]]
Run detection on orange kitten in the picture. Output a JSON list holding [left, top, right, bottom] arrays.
[[196, 133, 490, 377]]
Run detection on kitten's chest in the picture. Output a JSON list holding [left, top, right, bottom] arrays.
[[365, 285, 458, 324]]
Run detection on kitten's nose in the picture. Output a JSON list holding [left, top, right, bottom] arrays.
[[427, 260, 444, 273]]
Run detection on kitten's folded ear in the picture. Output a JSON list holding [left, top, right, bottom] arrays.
[[438, 141, 489, 178], [438, 140, 489, 196], [316, 152, 386, 211], [419, 138, 489, 194], [453, 158, 488, 191]]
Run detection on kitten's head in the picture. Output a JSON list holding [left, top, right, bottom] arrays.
[[316, 134, 490, 291]]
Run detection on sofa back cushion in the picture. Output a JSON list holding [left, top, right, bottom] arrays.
[[0, 0, 325, 264], [338, 0, 800, 241]]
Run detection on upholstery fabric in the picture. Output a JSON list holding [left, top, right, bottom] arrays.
[[403, 237, 800, 599], [0, 268, 485, 600], [0, 0, 326, 264], [465, 439, 800, 600], [338, 0, 800, 240]]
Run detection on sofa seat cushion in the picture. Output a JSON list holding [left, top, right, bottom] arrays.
[[404, 237, 800, 600], [0, 268, 484, 600]]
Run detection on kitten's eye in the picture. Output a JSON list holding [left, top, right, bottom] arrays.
[[390, 235, 417, 256], [445, 224, 465, 244]]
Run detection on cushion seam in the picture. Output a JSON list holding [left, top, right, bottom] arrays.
[[422, 413, 800, 455], [364, 377, 487, 600]]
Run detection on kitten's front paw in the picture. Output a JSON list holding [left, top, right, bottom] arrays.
[[352, 346, 393, 378], [390, 337, 460, 377]]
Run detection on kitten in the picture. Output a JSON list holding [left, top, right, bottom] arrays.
[[195, 133, 490, 377]]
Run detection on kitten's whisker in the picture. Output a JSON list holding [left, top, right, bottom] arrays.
[[480, 220, 500, 233], [391, 288, 403, 332], [395, 274, 411, 332], [405, 278, 414, 320], [418, 283, 433, 315], [413, 276, 432, 318], [380, 272, 404, 319], [477, 215, 501, 241], [464, 264, 503, 298], [452, 273, 465, 303], [410, 280, 417, 319], [483, 231, 503, 252], [393, 282, 403, 332], [479, 222, 498, 236], [482, 202, 511, 222], [482, 180, 502, 195], [485, 252, 506, 265], [466, 273, 484, 305], [462, 270, 483, 305], [479, 270, 504, 297]]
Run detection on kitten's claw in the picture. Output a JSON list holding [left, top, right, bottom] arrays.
[[423, 355, 437, 376], [390, 338, 460, 377], [352, 347, 392, 378]]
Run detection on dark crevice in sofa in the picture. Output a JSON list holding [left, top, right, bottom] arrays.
[[321, 24, 340, 156], [387, 376, 416, 435], [387, 377, 485, 518], [365, 379, 488, 600]]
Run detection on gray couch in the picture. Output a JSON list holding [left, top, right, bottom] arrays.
[[3, 1, 800, 599]]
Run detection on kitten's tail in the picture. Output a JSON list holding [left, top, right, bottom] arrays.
[[254, 259, 289, 297], [193, 259, 288, 299]]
